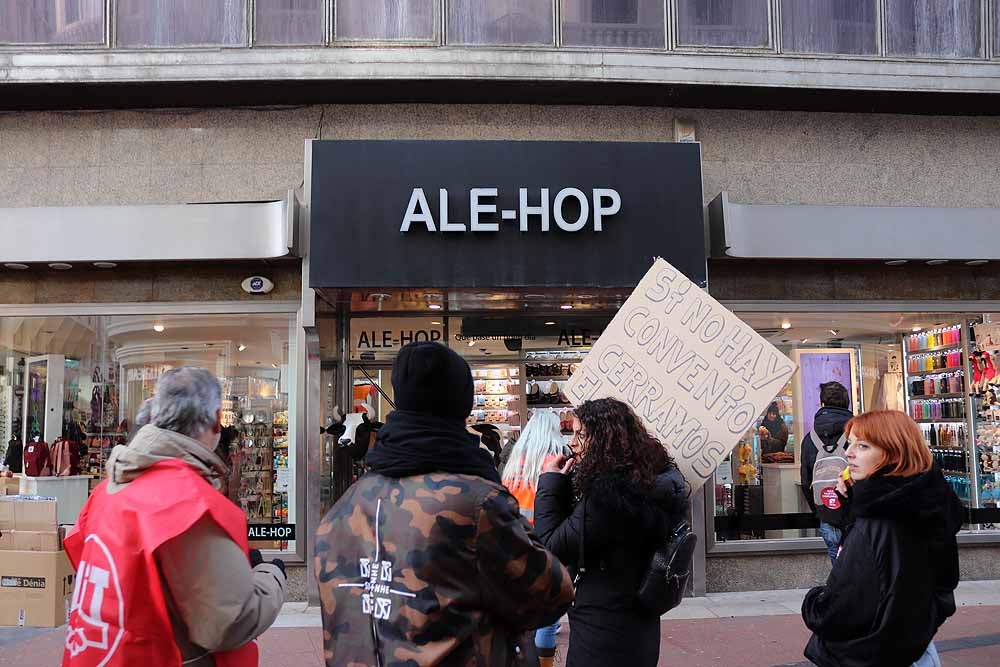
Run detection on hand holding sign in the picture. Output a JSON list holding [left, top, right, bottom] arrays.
[[565, 259, 797, 491]]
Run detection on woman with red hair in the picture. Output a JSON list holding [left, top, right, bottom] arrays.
[[802, 410, 962, 667]]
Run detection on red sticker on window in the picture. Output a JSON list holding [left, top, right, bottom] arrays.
[[821, 487, 841, 510]]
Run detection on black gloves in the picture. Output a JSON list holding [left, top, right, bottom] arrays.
[[249, 548, 286, 579]]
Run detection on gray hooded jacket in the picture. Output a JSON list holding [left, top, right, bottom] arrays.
[[105, 425, 287, 665]]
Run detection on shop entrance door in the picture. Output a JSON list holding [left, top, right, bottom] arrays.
[[22, 354, 64, 445]]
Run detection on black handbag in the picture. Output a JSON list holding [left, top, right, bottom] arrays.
[[636, 521, 697, 615]]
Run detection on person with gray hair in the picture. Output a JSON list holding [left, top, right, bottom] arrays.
[[64, 367, 286, 666]]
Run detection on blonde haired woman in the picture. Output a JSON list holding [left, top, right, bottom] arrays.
[[502, 410, 571, 666], [802, 410, 962, 667]]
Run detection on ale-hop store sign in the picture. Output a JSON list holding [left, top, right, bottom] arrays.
[[309, 140, 705, 289], [350, 317, 445, 360], [566, 259, 797, 490]]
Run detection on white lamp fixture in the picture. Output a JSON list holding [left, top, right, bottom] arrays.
[[781, 321, 792, 330], [237, 344, 247, 352], [153, 323, 165, 333]]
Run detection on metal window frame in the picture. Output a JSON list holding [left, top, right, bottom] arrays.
[[0, 0, 110, 49], [701, 298, 1000, 557], [670, 0, 777, 54], [332, 0, 442, 47], [111, 0, 253, 49], [881, 0, 987, 61], [0, 299, 307, 564], [444, 0, 558, 48], [774, 0, 883, 59]]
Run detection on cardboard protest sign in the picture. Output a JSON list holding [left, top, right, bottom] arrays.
[[565, 259, 797, 491]]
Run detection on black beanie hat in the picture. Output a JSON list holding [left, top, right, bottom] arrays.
[[392, 341, 474, 422]]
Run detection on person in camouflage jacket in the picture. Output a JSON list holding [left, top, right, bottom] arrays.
[[315, 342, 574, 667]]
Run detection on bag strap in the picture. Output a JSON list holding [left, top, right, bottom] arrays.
[[813, 429, 848, 454], [574, 498, 586, 587]]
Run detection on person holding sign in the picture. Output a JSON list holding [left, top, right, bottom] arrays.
[[535, 398, 689, 667], [802, 411, 961, 667]]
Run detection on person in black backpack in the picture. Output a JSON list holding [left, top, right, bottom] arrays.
[[534, 398, 689, 667], [800, 381, 853, 564]]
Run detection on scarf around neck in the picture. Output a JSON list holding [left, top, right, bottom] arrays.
[[366, 410, 501, 484]]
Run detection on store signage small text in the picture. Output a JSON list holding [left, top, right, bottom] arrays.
[[248, 524, 296, 540], [559, 329, 594, 347], [566, 259, 796, 491], [399, 188, 622, 233]]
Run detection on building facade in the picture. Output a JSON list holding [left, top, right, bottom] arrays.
[[2, 1, 1000, 601]]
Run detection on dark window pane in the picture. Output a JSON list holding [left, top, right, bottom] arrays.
[[676, 0, 770, 47], [886, 0, 981, 58], [256, 0, 325, 45], [335, 0, 436, 41], [448, 0, 554, 46], [561, 0, 665, 49], [0, 0, 105, 44], [117, 0, 246, 47], [780, 0, 877, 55]]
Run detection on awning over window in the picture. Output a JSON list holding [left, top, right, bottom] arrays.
[[708, 192, 1000, 261], [0, 192, 297, 264]]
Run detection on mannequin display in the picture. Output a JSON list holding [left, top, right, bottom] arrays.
[[23, 435, 52, 477], [3, 436, 23, 474]]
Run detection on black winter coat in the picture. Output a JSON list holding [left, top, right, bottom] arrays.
[[802, 463, 963, 667], [534, 468, 689, 667]]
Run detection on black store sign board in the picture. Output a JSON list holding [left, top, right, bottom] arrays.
[[309, 140, 705, 289]]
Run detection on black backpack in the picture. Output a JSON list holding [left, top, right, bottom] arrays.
[[635, 521, 698, 615]]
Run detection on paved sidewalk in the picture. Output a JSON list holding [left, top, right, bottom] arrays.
[[4, 582, 1000, 666]]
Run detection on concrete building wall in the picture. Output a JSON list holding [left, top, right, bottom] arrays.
[[2, 104, 999, 211]]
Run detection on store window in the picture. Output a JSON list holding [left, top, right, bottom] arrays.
[[561, 0, 665, 49], [0, 313, 299, 551], [0, 0, 105, 44], [447, 0, 554, 46], [713, 312, 1000, 546], [255, 0, 325, 45], [885, 0, 981, 59], [675, 0, 770, 48], [334, 0, 436, 42], [780, 0, 877, 55], [116, 0, 246, 47]]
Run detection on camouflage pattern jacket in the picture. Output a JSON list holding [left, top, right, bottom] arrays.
[[315, 472, 575, 667]]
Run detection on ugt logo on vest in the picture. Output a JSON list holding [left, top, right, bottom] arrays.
[[66, 535, 125, 664]]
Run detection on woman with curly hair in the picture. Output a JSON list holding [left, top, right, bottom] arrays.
[[534, 397, 689, 667]]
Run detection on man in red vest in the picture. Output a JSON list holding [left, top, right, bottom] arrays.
[[63, 367, 286, 667]]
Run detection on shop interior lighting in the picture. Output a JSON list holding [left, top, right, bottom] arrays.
[[560, 304, 574, 310], [271, 363, 279, 369], [93, 262, 117, 269], [912, 326, 923, 332], [237, 344, 247, 352], [829, 330, 839, 336], [153, 324, 165, 333], [431, 321, 442, 326], [428, 304, 442, 310], [3, 263, 28, 270], [545, 321, 557, 326], [781, 321, 792, 329], [801, 338, 809, 343], [49, 263, 72, 270], [468, 340, 477, 347]]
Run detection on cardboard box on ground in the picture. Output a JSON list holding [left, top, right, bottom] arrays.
[[0, 495, 73, 628], [565, 259, 797, 492]]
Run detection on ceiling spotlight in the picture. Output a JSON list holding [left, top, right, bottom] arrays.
[[560, 304, 574, 311], [781, 321, 792, 330], [468, 340, 477, 347], [153, 324, 165, 333], [885, 260, 908, 266], [237, 344, 247, 352], [3, 263, 28, 270], [431, 321, 442, 326], [801, 338, 809, 344], [545, 321, 557, 326], [912, 326, 923, 332], [966, 260, 989, 266], [829, 330, 839, 336], [93, 262, 117, 269], [926, 259, 949, 266], [48, 263, 72, 270], [428, 304, 442, 310], [271, 363, 278, 369]]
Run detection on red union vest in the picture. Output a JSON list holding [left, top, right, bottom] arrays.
[[62, 459, 258, 667]]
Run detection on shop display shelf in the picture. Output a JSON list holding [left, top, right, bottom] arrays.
[[527, 402, 574, 408], [908, 367, 964, 377], [915, 418, 967, 424], [527, 375, 572, 381], [909, 393, 966, 400], [908, 343, 964, 355]]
